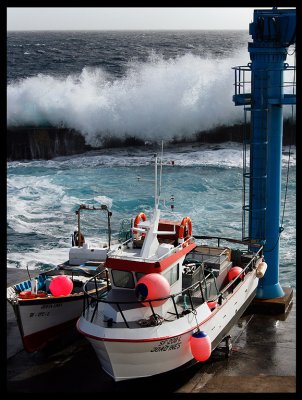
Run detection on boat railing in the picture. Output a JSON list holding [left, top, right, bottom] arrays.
[[82, 276, 206, 327], [193, 234, 263, 249], [82, 245, 262, 328], [211, 245, 263, 304], [185, 242, 263, 307]]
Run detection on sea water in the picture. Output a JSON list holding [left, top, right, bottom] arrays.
[[7, 145, 296, 287], [7, 31, 296, 288]]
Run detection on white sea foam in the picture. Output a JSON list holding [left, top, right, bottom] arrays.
[[7, 52, 252, 144], [7, 175, 71, 235], [93, 195, 113, 208], [7, 143, 296, 169], [7, 248, 70, 269], [7, 170, 114, 241], [7, 49, 296, 146]]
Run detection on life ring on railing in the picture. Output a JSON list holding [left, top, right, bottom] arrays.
[[178, 216, 193, 244], [133, 212, 147, 238], [72, 230, 85, 247]]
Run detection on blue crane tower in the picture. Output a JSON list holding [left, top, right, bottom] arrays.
[[233, 8, 296, 299]]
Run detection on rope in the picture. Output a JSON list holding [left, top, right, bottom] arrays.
[[280, 52, 295, 229], [264, 132, 293, 254], [192, 308, 200, 332]]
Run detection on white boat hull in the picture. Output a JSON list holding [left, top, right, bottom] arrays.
[[77, 270, 258, 381], [12, 294, 84, 352]]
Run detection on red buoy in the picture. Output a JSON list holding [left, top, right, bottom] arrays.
[[135, 273, 170, 307], [49, 275, 73, 296], [190, 330, 211, 362], [207, 301, 218, 311], [227, 266, 244, 282]]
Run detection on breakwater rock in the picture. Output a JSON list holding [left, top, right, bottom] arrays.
[[7, 127, 92, 161], [7, 121, 295, 161]]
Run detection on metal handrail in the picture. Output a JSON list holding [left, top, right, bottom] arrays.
[[233, 64, 296, 97], [211, 245, 263, 304], [83, 274, 207, 326], [193, 234, 263, 248], [82, 243, 263, 327]]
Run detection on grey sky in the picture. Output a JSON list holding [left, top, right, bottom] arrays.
[[6, 7, 276, 31]]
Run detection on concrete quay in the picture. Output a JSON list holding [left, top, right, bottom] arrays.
[[6, 268, 296, 393]]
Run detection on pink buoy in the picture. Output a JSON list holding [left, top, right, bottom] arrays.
[[227, 266, 244, 282], [190, 330, 211, 362], [207, 301, 218, 310], [135, 273, 170, 307], [49, 275, 73, 296]]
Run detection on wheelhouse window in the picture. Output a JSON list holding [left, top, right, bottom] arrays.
[[135, 272, 146, 283], [111, 270, 135, 289], [163, 263, 179, 286]]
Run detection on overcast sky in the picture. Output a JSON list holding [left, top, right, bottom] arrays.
[[6, 7, 279, 31]]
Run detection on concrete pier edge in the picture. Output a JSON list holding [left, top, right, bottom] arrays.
[[248, 286, 294, 315]]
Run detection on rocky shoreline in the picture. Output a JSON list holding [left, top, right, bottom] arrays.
[[7, 120, 295, 161]]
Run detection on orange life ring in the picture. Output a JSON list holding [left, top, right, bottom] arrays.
[[133, 212, 147, 237], [178, 216, 193, 243]]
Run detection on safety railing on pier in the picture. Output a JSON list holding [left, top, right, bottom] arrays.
[[233, 64, 296, 105]]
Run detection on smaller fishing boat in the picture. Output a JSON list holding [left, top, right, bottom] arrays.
[[7, 203, 114, 352]]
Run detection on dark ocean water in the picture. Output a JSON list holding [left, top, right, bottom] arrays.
[[7, 30, 296, 288], [7, 30, 249, 82]]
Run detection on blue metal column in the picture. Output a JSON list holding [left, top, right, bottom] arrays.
[[233, 8, 296, 299], [249, 46, 287, 299]]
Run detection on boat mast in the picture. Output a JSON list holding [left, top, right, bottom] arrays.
[[233, 7, 296, 299], [158, 140, 164, 202], [154, 153, 158, 209], [139, 153, 161, 259], [154, 140, 164, 209]]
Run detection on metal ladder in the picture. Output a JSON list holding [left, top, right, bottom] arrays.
[[242, 106, 268, 243], [233, 65, 268, 243]]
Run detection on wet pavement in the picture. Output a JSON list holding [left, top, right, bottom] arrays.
[[6, 268, 296, 393]]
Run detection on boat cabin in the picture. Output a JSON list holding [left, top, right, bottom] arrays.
[[101, 210, 197, 322]]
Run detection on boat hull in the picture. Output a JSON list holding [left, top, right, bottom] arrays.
[[77, 271, 258, 381], [12, 295, 84, 352]]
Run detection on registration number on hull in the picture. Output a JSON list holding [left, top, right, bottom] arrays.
[[150, 335, 181, 352]]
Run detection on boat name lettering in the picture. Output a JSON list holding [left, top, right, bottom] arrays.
[[150, 336, 181, 352], [41, 303, 63, 309], [29, 312, 50, 317]]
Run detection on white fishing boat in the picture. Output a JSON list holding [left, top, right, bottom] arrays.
[[77, 154, 267, 381], [7, 204, 114, 352]]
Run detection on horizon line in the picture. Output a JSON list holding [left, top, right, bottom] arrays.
[[7, 28, 249, 32]]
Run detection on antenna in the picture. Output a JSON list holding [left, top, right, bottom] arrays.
[[138, 144, 165, 211], [159, 140, 164, 201], [154, 153, 158, 209]]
